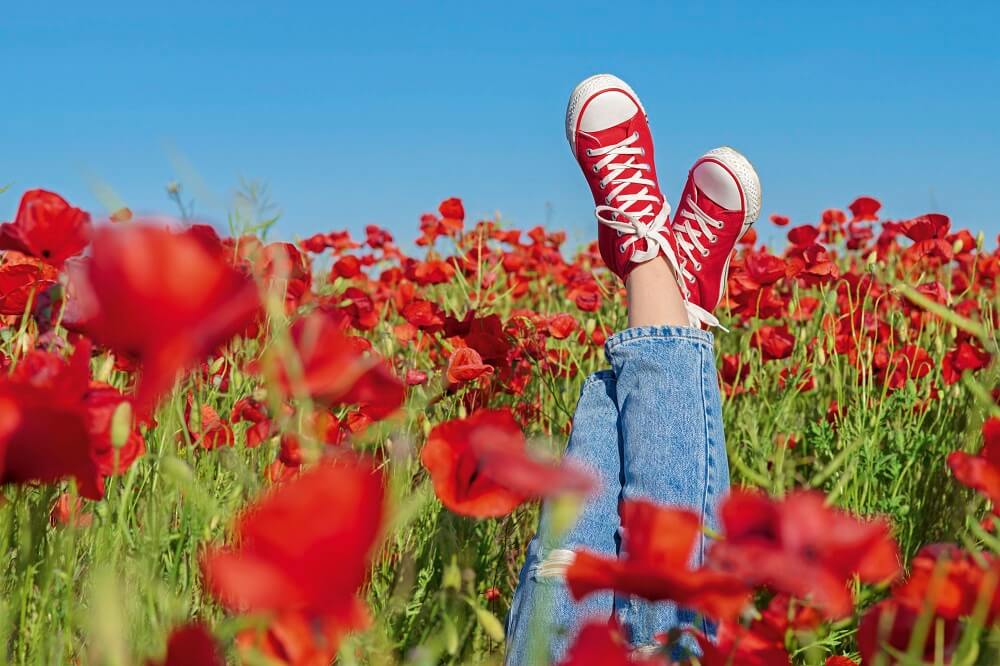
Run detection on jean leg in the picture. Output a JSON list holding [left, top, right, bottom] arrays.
[[505, 370, 623, 665], [604, 326, 730, 652]]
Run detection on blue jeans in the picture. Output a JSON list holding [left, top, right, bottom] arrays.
[[505, 326, 730, 664]]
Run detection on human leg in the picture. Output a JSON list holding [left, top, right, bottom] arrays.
[[505, 371, 623, 665], [612, 146, 762, 650]]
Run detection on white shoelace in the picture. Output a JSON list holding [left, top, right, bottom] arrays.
[[674, 194, 726, 328], [587, 133, 719, 328], [588, 132, 682, 270]]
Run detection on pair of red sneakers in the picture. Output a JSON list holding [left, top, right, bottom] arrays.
[[566, 74, 761, 328]]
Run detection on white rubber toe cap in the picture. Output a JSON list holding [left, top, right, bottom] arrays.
[[578, 91, 639, 133], [693, 161, 743, 211], [565, 73, 645, 156]]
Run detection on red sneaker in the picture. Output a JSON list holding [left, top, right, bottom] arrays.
[[672, 147, 761, 327], [566, 74, 686, 286]]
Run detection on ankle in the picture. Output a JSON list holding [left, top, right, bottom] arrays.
[[625, 257, 689, 328]]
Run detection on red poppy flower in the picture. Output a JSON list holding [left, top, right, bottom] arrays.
[[275, 311, 404, 420], [883, 344, 933, 390], [446, 312, 512, 366], [947, 417, 1000, 509], [547, 313, 579, 339], [0, 341, 106, 499], [0, 189, 91, 266], [185, 399, 235, 450], [235, 610, 352, 666], [202, 458, 384, 648], [751, 593, 822, 641], [420, 408, 596, 518], [402, 299, 445, 332], [694, 620, 792, 666], [446, 346, 494, 386], [333, 255, 362, 279], [439, 197, 465, 224], [941, 341, 991, 385], [826, 657, 859, 666], [892, 543, 1000, 622], [146, 623, 224, 666], [787, 225, 820, 247], [739, 227, 758, 246], [751, 325, 795, 361], [0, 259, 58, 315], [231, 396, 273, 448], [405, 369, 428, 386], [67, 225, 261, 410], [50, 492, 93, 528], [708, 490, 901, 619], [770, 214, 791, 227], [568, 500, 751, 621], [848, 196, 881, 222], [557, 620, 663, 666], [857, 599, 960, 665], [574, 290, 600, 312], [85, 382, 146, 475], [744, 252, 786, 286]]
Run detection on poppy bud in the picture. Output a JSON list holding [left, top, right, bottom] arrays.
[[110, 401, 132, 449]]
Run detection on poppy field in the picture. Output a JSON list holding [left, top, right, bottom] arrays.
[[0, 187, 997, 665]]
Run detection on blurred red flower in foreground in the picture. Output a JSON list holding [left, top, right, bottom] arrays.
[[275, 310, 404, 420], [567, 500, 751, 621], [420, 408, 597, 518], [0, 343, 103, 499], [558, 620, 663, 666], [66, 225, 261, 410], [202, 458, 385, 656], [948, 417, 1000, 511], [709, 490, 901, 618], [0, 189, 91, 267], [146, 622, 223, 666], [694, 620, 792, 666]]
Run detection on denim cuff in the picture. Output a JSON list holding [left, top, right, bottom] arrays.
[[604, 325, 714, 357]]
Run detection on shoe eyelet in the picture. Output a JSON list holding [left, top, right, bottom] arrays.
[[695, 262, 703, 270], [616, 230, 623, 237], [592, 165, 599, 173], [631, 132, 639, 140], [585, 149, 594, 157], [701, 249, 710, 257], [709, 235, 719, 243], [620, 243, 627, 253], [639, 148, 646, 156], [605, 196, 612, 204], [599, 180, 607, 189]]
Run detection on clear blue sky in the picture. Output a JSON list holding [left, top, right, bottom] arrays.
[[3, 2, 999, 246]]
